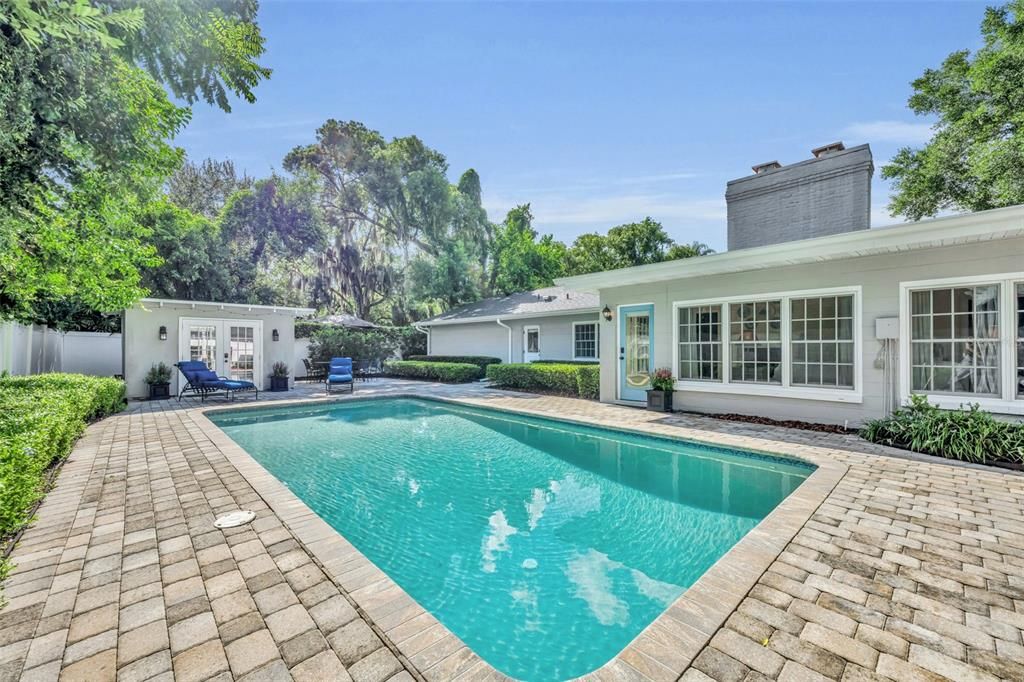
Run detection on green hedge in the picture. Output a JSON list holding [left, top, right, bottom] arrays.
[[860, 395, 1024, 465], [486, 363, 600, 399], [384, 360, 483, 383], [405, 355, 502, 371], [0, 374, 126, 574], [575, 365, 600, 400], [532, 359, 599, 365]]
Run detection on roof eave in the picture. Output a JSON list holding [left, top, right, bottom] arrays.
[[555, 205, 1024, 292], [138, 298, 316, 316], [420, 306, 601, 326]]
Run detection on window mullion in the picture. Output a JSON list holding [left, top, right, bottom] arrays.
[[782, 296, 791, 388], [1001, 280, 1014, 402], [720, 303, 730, 387]]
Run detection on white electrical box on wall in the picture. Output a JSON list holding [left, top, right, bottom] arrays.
[[875, 317, 899, 340]]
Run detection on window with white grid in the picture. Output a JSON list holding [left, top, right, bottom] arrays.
[[573, 323, 598, 359], [677, 305, 722, 381], [729, 300, 782, 384], [910, 285, 1000, 396], [791, 295, 855, 389]]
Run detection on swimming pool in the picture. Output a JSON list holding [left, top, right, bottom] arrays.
[[210, 398, 812, 681]]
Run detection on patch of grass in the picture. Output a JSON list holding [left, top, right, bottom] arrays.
[[860, 395, 1024, 465]]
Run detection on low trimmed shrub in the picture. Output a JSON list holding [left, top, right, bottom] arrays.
[[486, 363, 600, 400], [532, 359, 599, 366], [575, 365, 600, 400], [384, 360, 482, 383], [860, 395, 1024, 465], [405, 355, 502, 372], [0, 374, 126, 576]]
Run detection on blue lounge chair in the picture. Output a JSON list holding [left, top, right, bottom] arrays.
[[326, 357, 354, 394], [175, 361, 259, 402]]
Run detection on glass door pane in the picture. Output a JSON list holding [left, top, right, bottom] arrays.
[[625, 313, 651, 388], [189, 325, 218, 370], [228, 326, 256, 381]]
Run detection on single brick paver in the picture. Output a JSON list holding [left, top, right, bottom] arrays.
[[0, 379, 1021, 681]]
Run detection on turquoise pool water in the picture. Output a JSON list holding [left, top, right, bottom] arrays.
[[210, 398, 812, 681]]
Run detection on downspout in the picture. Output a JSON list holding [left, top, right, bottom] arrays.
[[495, 318, 512, 363], [413, 324, 430, 355]]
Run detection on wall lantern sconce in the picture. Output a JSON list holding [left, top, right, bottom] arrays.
[[158, 325, 167, 341], [602, 306, 613, 322], [272, 329, 280, 342]]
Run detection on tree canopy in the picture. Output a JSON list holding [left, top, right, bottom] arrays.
[[884, 0, 1024, 219], [0, 0, 270, 323]]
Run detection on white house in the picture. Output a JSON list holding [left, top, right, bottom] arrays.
[[418, 287, 600, 363], [122, 298, 314, 399], [555, 144, 1024, 425]]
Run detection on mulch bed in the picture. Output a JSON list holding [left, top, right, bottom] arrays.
[[701, 412, 856, 434]]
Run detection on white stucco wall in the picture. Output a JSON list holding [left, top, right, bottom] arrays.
[[427, 312, 601, 363], [123, 302, 299, 399], [597, 236, 1024, 425]]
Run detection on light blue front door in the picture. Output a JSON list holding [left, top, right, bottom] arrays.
[[618, 304, 654, 401]]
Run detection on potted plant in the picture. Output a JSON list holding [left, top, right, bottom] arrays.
[[646, 367, 675, 412], [145, 362, 173, 400], [269, 361, 290, 392]]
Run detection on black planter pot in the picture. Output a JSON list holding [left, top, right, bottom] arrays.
[[148, 382, 170, 400], [646, 389, 673, 412], [269, 375, 289, 392]]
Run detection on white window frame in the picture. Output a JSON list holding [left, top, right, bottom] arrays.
[[671, 286, 863, 403], [572, 321, 599, 361], [676, 304, 724, 382], [899, 272, 1024, 415]]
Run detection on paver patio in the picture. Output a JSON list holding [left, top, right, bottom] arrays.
[[1, 379, 1022, 681]]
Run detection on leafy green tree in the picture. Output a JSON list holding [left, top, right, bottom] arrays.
[[490, 205, 567, 295], [408, 242, 481, 315], [140, 200, 231, 302], [566, 233, 619, 274], [606, 217, 674, 266], [166, 158, 253, 219], [215, 176, 322, 303], [284, 120, 467, 320], [0, 0, 270, 321], [883, 1, 1024, 219], [665, 240, 715, 260]]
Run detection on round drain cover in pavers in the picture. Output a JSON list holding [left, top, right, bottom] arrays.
[[213, 510, 256, 528]]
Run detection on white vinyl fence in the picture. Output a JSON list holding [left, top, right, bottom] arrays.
[[0, 322, 122, 377]]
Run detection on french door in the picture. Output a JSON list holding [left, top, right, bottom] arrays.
[[178, 318, 263, 390]]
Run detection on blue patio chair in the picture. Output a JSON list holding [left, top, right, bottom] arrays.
[[175, 361, 259, 402], [327, 357, 354, 394]]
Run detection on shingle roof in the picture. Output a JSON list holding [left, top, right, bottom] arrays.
[[421, 287, 600, 325]]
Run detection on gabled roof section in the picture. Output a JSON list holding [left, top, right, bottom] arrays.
[[556, 205, 1024, 292], [420, 287, 600, 326]]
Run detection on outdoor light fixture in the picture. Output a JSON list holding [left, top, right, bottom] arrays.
[[158, 325, 167, 341], [272, 329, 280, 342], [602, 306, 613, 322]]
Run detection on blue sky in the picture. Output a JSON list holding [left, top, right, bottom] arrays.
[[178, 1, 988, 251]]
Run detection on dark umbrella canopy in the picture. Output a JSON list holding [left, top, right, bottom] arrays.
[[313, 313, 379, 329]]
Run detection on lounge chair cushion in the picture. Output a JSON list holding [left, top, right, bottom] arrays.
[[328, 373, 353, 383], [194, 369, 220, 383]]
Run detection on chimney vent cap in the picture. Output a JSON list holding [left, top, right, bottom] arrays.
[[812, 141, 846, 158], [752, 161, 782, 174]]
